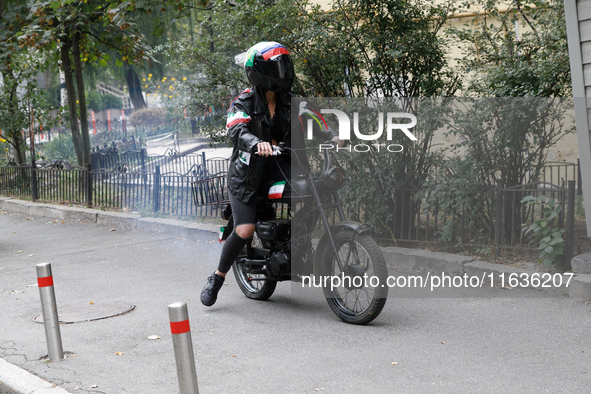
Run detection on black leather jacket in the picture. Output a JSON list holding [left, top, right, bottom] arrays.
[[226, 87, 335, 203]]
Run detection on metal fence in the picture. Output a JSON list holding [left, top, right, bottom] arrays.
[[37, 166, 88, 203], [1, 152, 230, 216], [540, 160, 583, 194], [0, 159, 581, 260], [92, 170, 153, 212], [91, 145, 230, 177], [358, 182, 575, 249], [0, 166, 32, 198]]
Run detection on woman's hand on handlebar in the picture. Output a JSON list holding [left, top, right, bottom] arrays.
[[255, 141, 274, 156]]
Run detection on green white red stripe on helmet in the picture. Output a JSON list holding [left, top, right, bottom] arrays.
[[245, 42, 290, 67]]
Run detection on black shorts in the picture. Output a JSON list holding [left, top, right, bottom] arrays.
[[230, 156, 291, 227]]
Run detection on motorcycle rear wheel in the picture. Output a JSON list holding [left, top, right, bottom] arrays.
[[232, 235, 277, 300], [321, 230, 388, 325]]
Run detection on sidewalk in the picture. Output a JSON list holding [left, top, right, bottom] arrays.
[[1, 196, 590, 393]]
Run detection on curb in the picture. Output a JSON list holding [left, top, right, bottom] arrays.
[[383, 245, 579, 298], [0, 358, 70, 394], [382, 246, 474, 275], [0, 197, 220, 236]]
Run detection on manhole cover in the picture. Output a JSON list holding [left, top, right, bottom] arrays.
[[34, 302, 135, 324]]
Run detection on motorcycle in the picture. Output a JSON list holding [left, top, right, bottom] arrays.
[[220, 143, 388, 325]]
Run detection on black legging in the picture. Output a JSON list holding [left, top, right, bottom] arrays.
[[217, 156, 291, 274]]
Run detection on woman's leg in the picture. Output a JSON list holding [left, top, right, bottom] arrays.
[[201, 193, 257, 306], [214, 224, 254, 276]]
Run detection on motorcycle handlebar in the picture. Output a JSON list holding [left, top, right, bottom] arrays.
[[253, 143, 285, 156]]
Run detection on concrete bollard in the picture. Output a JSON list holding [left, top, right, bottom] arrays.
[[36, 263, 64, 361], [168, 302, 199, 394]]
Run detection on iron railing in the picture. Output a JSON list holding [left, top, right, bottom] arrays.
[[0, 159, 582, 261]]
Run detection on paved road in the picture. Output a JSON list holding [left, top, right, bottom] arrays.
[[1, 209, 591, 393]]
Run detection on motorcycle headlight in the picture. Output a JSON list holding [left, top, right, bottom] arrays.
[[323, 167, 346, 190]]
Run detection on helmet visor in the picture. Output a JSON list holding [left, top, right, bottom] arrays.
[[252, 55, 294, 82]]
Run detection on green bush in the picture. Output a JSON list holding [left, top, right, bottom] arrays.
[[86, 90, 103, 112], [521, 195, 565, 267], [128, 108, 166, 127], [102, 94, 123, 110], [37, 134, 77, 162]]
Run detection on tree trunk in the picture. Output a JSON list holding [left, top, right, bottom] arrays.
[[72, 30, 90, 165], [13, 135, 26, 165], [125, 63, 146, 110], [1, 70, 27, 165], [60, 34, 84, 166]]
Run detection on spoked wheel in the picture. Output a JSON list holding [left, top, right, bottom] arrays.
[[321, 230, 388, 325], [232, 234, 277, 300]]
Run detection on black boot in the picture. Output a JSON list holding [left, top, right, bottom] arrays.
[[201, 272, 225, 306]]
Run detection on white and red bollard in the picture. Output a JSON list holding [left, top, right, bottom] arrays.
[[36, 263, 64, 361], [168, 302, 199, 394]]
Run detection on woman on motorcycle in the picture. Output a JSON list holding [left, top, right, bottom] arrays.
[[200, 41, 339, 306]]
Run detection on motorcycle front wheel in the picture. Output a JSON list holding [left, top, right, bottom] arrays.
[[232, 234, 277, 300], [321, 230, 388, 325]]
